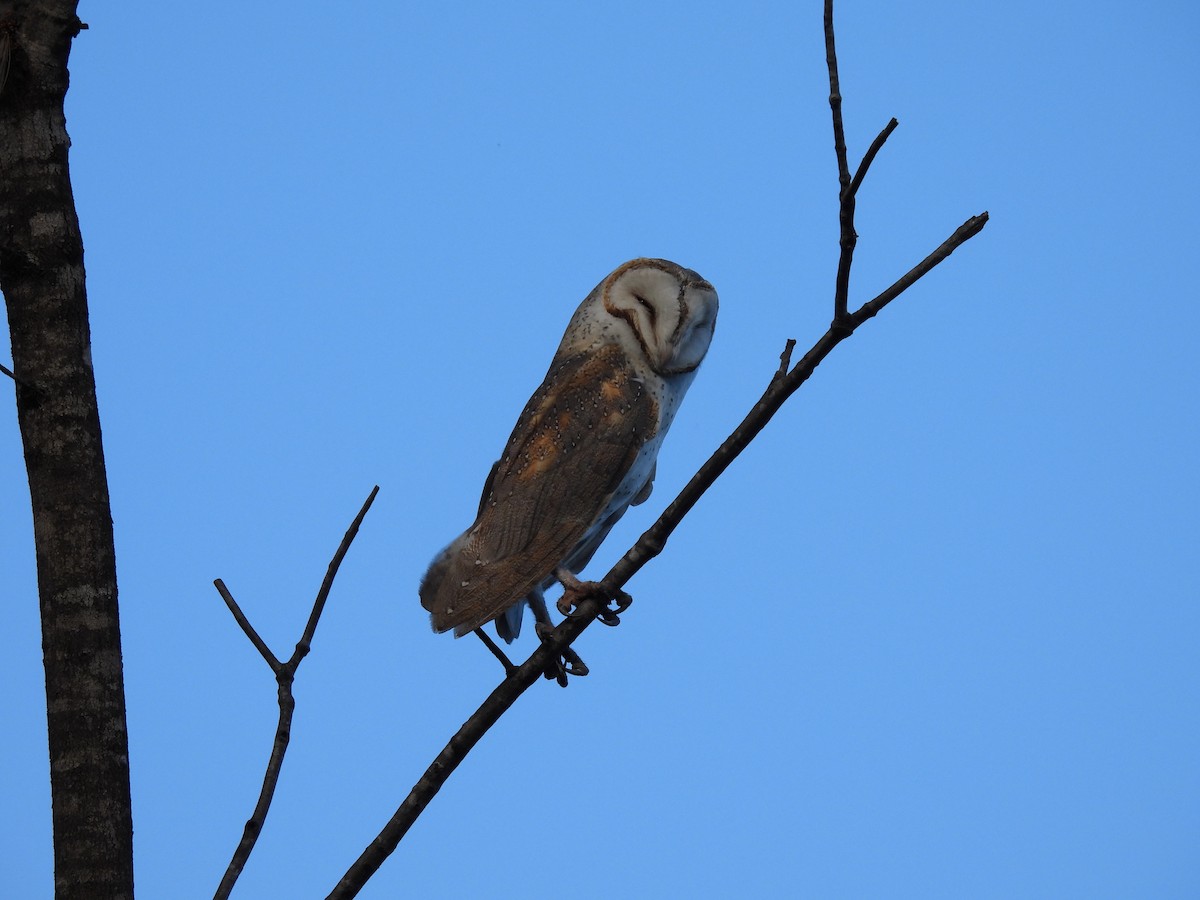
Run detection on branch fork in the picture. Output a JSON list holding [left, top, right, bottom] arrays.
[[212, 486, 378, 900]]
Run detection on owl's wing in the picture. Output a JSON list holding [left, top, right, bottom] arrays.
[[425, 344, 658, 636], [476, 459, 500, 516]]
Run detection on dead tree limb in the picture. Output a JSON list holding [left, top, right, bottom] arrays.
[[327, 3, 988, 896], [213, 486, 379, 900], [0, 4, 134, 897]]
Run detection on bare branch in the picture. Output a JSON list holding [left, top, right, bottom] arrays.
[[328, 593, 605, 899], [213, 678, 296, 900], [214, 487, 378, 900], [472, 627, 516, 675], [849, 212, 990, 327], [824, 0, 850, 192], [291, 485, 380, 665], [329, 209, 987, 889], [776, 338, 797, 380], [214, 579, 281, 672], [602, 325, 844, 594], [328, 4, 989, 894], [328, 320, 861, 897], [849, 117, 899, 199], [826, 0, 854, 322]]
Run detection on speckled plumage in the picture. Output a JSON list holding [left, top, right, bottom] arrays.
[[420, 258, 718, 640]]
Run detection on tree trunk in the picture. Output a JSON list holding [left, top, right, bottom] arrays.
[[0, 2, 135, 896]]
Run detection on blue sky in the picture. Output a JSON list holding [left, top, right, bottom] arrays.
[[3, 1, 1198, 897]]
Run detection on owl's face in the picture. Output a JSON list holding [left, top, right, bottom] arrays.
[[563, 258, 719, 379]]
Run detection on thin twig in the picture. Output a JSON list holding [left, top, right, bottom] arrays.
[[214, 487, 378, 900], [824, 0, 850, 191], [214, 579, 280, 671], [328, 594, 604, 899], [291, 485, 380, 664], [473, 627, 516, 674], [328, 3, 989, 894], [776, 339, 797, 380], [826, 0, 854, 323], [214, 660, 296, 900], [850, 213, 989, 327], [0, 359, 34, 390], [0, 360, 38, 398], [849, 117, 899, 199]]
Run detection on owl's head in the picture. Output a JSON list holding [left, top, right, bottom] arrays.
[[583, 258, 718, 377]]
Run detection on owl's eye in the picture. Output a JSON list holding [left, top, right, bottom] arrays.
[[632, 294, 657, 323]]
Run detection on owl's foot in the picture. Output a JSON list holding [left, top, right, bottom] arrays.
[[534, 621, 589, 686], [555, 569, 632, 627]]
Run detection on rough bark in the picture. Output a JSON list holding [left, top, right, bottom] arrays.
[[0, 2, 135, 897]]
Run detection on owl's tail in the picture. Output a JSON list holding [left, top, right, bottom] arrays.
[[494, 600, 526, 643]]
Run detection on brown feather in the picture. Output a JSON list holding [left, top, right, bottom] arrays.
[[420, 343, 657, 635]]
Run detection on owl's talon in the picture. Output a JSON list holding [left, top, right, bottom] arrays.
[[561, 649, 589, 677], [576, 585, 633, 628], [535, 622, 589, 685], [555, 569, 586, 616], [556, 574, 633, 627], [593, 587, 633, 626], [542, 654, 569, 687]]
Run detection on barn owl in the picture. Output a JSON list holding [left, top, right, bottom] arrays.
[[419, 258, 718, 642]]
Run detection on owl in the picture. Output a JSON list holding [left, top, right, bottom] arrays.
[[419, 258, 718, 642]]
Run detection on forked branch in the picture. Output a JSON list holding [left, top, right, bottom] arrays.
[[213, 486, 378, 900], [327, 3, 988, 896]]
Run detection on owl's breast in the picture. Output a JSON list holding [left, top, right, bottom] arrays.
[[593, 365, 697, 524], [637, 364, 698, 444]]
